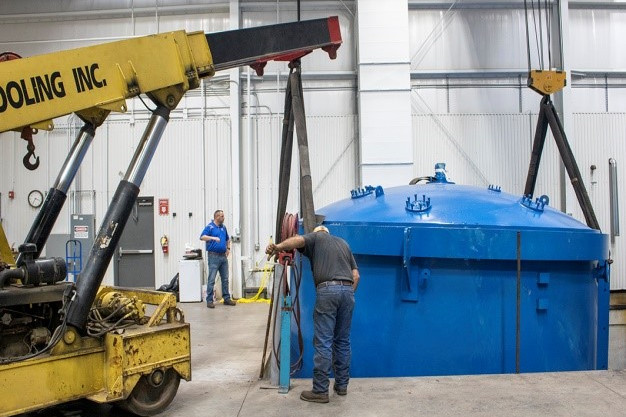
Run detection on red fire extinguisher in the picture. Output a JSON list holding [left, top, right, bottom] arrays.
[[160, 235, 169, 254]]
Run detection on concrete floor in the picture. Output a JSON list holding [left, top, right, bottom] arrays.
[[165, 302, 626, 417], [21, 302, 626, 417]]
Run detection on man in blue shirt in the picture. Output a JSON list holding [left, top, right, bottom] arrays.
[[200, 210, 236, 308]]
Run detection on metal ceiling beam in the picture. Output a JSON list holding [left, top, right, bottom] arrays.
[[244, 70, 357, 82], [572, 70, 626, 78], [408, 1, 553, 10], [240, 1, 355, 12], [0, 1, 354, 23], [411, 69, 626, 81], [569, 1, 626, 10], [408, 0, 626, 10], [0, 4, 230, 24], [411, 69, 527, 79]]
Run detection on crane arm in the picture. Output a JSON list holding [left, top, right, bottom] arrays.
[[0, 16, 341, 132]]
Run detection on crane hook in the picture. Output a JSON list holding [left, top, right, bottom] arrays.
[[23, 145, 40, 171], [0, 53, 38, 169], [21, 126, 40, 171]]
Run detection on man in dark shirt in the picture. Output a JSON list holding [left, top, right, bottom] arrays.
[[266, 225, 359, 403]]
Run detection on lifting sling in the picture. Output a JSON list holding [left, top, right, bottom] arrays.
[[274, 59, 317, 241], [522, 0, 600, 230]]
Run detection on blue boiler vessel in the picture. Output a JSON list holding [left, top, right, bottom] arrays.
[[292, 165, 610, 377]]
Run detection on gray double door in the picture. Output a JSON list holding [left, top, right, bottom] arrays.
[[114, 196, 155, 288]]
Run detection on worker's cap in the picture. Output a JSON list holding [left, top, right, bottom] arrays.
[[313, 225, 329, 234]]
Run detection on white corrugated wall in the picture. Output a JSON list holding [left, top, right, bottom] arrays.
[[412, 113, 561, 206], [0, 126, 76, 249], [570, 113, 626, 289], [0, 113, 357, 290], [243, 114, 358, 288]]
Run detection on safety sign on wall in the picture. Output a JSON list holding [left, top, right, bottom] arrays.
[[159, 198, 169, 216], [74, 225, 89, 239]]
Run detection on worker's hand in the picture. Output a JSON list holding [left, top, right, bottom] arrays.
[[212, 237, 220, 243], [265, 243, 279, 260]]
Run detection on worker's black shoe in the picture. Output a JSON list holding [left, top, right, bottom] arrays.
[[300, 390, 329, 403], [224, 299, 236, 306], [333, 384, 347, 396], [207, 302, 215, 309]]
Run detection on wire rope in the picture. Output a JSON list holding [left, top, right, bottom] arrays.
[[530, 0, 543, 69], [545, 0, 552, 69], [524, 0, 533, 73]]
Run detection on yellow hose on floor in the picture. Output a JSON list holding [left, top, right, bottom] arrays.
[[236, 263, 273, 304]]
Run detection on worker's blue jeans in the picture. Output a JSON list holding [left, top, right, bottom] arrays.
[[312, 284, 355, 394], [206, 253, 231, 302]]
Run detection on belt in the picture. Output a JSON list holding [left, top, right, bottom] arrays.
[[207, 251, 226, 256], [317, 280, 353, 289]]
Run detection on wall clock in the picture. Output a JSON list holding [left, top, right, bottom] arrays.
[[28, 190, 44, 208]]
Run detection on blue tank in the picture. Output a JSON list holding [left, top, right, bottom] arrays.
[[292, 164, 610, 377]]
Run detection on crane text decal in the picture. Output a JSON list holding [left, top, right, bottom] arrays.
[[72, 64, 107, 93], [0, 63, 107, 113]]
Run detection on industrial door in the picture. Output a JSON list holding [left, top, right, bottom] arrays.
[[114, 196, 155, 288]]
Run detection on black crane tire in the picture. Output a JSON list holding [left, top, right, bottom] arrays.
[[117, 368, 181, 416]]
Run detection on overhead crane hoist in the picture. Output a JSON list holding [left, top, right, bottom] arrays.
[[0, 17, 341, 416], [521, 0, 600, 231]]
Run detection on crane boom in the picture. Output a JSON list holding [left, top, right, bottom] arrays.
[[0, 17, 341, 132]]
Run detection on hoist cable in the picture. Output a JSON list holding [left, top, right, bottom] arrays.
[[525, 0, 563, 73], [537, 0, 546, 70], [545, 0, 552, 69], [523, 0, 532, 72], [532, 0, 544, 69], [556, 0, 564, 69]]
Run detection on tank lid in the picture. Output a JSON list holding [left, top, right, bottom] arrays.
[[317, 164, 608, 261]]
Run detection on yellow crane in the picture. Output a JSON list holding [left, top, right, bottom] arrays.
[[0, 17, 341, 416]]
